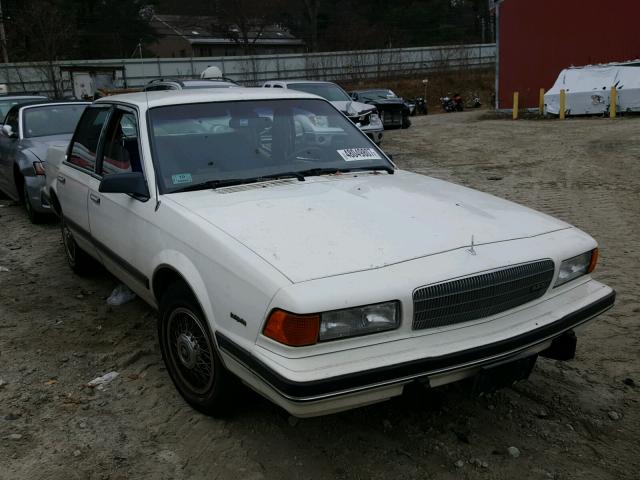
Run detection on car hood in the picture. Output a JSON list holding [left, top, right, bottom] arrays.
[[170, 170, 570, 283], [22, 134, 73, 161], [331, 100, 376, 116]]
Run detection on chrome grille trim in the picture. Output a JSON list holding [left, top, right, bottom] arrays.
[[412, 260, 555, 330]]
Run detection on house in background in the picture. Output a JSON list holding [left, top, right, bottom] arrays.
[[147, 15, 305, 58], [494, 0, 640, 109]]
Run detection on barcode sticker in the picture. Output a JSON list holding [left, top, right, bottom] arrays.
[[337, 148, 382, 162]]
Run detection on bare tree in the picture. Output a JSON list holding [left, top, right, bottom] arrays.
[[301, 0, 321, 52], [212, 0, 288, 55], [10, 0, 75, 96]]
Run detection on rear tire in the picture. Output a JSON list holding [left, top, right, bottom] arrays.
[[158, 282, 233, 416], [60, 214, 96, 275]]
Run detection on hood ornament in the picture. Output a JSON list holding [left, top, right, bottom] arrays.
[[467, 235, 477, 256]]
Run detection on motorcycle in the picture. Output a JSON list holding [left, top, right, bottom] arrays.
[[440, 93, 464, 112]]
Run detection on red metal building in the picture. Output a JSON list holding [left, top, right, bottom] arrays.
[[496, 0, 640, 109]]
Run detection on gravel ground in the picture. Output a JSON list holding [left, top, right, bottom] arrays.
[[1, 111, 639, 480]]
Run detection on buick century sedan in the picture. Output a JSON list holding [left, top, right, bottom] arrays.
[[44, 89, 614, 417]]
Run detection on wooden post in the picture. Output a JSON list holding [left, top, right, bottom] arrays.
[[539, 88, 545, 115], [512, 91, 519, 120], [610, 86, 617, 118], [559, 89, 566, 119]]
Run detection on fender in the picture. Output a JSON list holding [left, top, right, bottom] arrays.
[[151, 250, 217, 330]]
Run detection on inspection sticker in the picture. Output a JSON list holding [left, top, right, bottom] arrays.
[[337, 148, 382, 162], [171, 173, 193, 185]]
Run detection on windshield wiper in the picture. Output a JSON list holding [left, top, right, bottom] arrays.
[[296, 165, 394, 178], [171, 171, 305, 193], [170, 166, 392, 194]]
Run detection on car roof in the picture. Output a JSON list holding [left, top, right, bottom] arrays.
[[352, 89, 394, 93], [181, 79, 238, 87], [17, 100, 90, 108], [146, 78, 238, 88], [96, 87, 321, 109], [266, 80, 335, 85], [0, 95, 48, 101]]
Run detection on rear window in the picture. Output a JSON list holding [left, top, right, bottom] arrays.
[[23, 104, 87, 138]]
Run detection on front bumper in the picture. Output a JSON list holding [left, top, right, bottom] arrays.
[[217, 280, 614, 417], [359, 118, 384, 144]]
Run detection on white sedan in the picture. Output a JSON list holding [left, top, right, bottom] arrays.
[[44, 88, 615, 417]]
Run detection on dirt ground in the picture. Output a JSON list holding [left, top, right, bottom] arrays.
[[1, 111, 639, 480]]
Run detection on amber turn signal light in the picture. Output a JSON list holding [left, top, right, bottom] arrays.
[[588, 248, 599, 273], [263, 309, 320, 347]]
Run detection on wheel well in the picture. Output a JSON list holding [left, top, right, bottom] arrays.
[[152, 266, 192, 304]]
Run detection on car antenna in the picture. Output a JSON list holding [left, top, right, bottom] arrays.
[[138, 40, 161, 212]]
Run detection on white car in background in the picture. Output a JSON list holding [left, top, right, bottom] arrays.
[[43, 88, 614, 418], [262, 80, 385, 145]]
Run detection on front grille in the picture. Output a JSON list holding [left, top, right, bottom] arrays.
[[381, 108, 403, 127], [412, 260, 555, 330]]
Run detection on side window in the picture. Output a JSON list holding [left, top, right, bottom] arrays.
[[273, 84, 284, 88], [100, 109, 142, 176], [68, 107, 110, 171]]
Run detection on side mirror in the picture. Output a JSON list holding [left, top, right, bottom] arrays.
[[99, 172, 149, 199], [2, 124, 16, 138]]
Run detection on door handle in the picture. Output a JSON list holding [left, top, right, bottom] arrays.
[[57, 175, 66, 184], [89, 193, 101, 205]]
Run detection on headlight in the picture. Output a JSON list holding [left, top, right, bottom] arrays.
[[263, 301, 400, 346], [319, 301, 400, 341], [555, 249, 598, 287]]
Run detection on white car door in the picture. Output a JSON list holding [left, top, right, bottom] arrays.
[[87, 106, 156, 302], [56, 105, 110, 257]]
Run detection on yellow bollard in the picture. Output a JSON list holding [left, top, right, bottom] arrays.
[[539, 88, 545, 115], [513, 92, 519, 120], [610, 86, 617, 118], [559, 89, 566, 119]]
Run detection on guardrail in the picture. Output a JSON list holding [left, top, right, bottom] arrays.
[[0, 43, 496, 97]]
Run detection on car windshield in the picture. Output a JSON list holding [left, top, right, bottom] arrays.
[[149, 98, 392, 193], [0, 97, 45, 119], [287, 83, 351, 102], [360, 90, 399, 101], [23, 104, 87, 138]]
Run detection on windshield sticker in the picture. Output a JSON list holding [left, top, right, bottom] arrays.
[[171, 173, 193, 185], [337, 148, 382, 162]]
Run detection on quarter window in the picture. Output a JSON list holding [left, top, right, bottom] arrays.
[[68, 107, 110, 171], [100, 110, 142, 176]]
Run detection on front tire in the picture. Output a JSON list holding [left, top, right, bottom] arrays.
[[158, 282, 232, 416]]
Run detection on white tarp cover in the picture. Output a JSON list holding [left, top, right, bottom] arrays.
[[545, 63, 640, 115]]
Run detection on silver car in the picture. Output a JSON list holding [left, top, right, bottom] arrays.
[[0, 101, 89, 222], [0, 95, 48, 119], [262, 80, 385, 145]]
